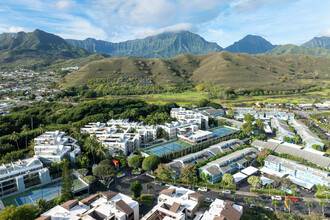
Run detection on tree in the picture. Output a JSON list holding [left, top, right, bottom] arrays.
[[243, 196, 249, 204], [94, 143, 106, 162], [291, 184, 297, 197], [257, 149, 271, 164], [272, 199, 278, 212], [146, 183, 153, 194], [61, 159, 73, 201], [319, 200, 326, 215], [128, 155, 143, 169], [266, 184, 272, 196], [312, 144, 322, 151], [219, 192, 224, 198], [255, 119, 265, 132], [244, 114, 255, 122], [84, 135, 98, 164], [11, 131, 20, 151], [155, 164, 174, 181], [257, 197, 263, 206], [248, 197, 255, 204], [241, 122, 253, 135], [200, 172, 211, 188], [305, 201, 313, 215], [180, 165, 198, 186], [93, 165, 117, 181], [221, 173, 235, 187], [35, 199, 51, 216], [231, 194, 237, 202], [130, 180, 142, 198], [142, 155, 161, 171], [116, 185, 122, 191], [21, 124, 29, 149], [0, 204, 37, 220], [247, 176, 262, 189]]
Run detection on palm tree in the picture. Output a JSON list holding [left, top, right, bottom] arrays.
[[272, 199, 278, 212], [146, 183, 153, 194], [21, 124, 29, 149], [266, 184, 272, 196], [305, 201, 313, 215], [35, 199, 49, 216], [95, 143, 106, 162], [11, 131, 20, 151], [29, 139, 35, 149], [319, 200, 326, 216], [243, 196, 249, 204], [291, 184, 297, 197], [84, 136, 96, 163], [248, 197, 255, 205], [231, 194, 237, 202]]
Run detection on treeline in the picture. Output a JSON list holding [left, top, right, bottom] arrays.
[[195, 82, 324, 100], [0, 99, 178, 158]]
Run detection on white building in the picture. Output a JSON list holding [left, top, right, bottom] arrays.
[[201, 199, 243, 220], [34, 131, 81, 163], [141, 186, 204, 220], [38, 191, 139, 220], [81, 120, 158, 156], [160, 120, 197, 139], [0, 158, 51, 199], [170, 107, 209, 129], [177, 124, 213, 143]]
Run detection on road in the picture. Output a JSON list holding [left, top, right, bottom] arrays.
[[96, 167, 330, 217]]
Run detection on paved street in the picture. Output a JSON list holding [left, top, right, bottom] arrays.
[[93, 167, 330, 217]]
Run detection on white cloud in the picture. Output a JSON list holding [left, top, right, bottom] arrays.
[[138, 23, 194, 38], [55, 1, 72, 10], [319, 29, 330, 37], [8, 26, 25, 33]]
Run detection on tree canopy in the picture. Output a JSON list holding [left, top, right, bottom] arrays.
[[128, 155, 143, 169], [130, 180, 143, 198], [142, 155, 161, 171]]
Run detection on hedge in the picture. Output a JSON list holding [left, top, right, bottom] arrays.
[[250, 188, 299, 197]]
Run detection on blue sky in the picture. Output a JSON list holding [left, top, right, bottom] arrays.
[[0, 0, 329, 47]]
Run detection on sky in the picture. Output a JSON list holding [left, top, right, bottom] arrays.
[[0, 0, 329, 47]]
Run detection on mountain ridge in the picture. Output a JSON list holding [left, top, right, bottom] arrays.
[[224, 35, 276, 54]]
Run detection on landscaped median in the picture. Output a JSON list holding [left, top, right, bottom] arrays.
[[250, 188, 299, 197]]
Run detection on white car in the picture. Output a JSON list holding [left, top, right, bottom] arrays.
[[204, 198, 214, 203], [165, 183, 174, 187], [154, 182, 162, 186], [198, 187, 208, 192], [222, 190, 231, 194], [264, 206, 274, 211], [271, 195, 282, 201], [249, 204, 256, 209]]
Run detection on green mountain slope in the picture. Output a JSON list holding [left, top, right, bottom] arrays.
[[301, 36, 330, 49], [0, 29, 92, 68], [66, 31, 223, 59], [62, 51, 330, 92], [265, 44, 330, 58], [225, 35, 276, 54]]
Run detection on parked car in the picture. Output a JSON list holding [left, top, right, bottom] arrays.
[[271, 195, 282, 201], [264, 206, 274, 211], [222, 190, 231, 194], [154, 182, 162, 186], [285, 196, 299, 202], [259, 195, 270, 200], [204, 198, 214, 203], [165, 183, 174, 187], [198, 187, 208, 192], [249, 204, 256, 209]]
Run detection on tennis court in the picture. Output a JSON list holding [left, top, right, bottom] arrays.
[[211, 127, 237, 137], [15, 182, 61, 206], [144, 140, 191, 156]]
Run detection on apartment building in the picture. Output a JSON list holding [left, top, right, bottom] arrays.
[[170, 107, 209, 129], [264, 155, 330, 188], [141, 186, 204, 220], [233, 107, 294, 121], [271, 118, 295, 142], [199, 148, 259, 184], [289, 119, 324, 149], [160, 120, 198, 139], [177, 124, 214, 143], [201, 199, 243, 220], [252, 139, 330, 169], [34, 131, 81, 163], [81, 120, 158, 155], [38, 191, 139, 220], [0, 158, 51, 199], [168, 139, 244, 179]]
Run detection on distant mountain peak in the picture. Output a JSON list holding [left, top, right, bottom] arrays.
[[301, 36, 330, 49], [66, 31, 223, 59], [225, 35, 275, 54]]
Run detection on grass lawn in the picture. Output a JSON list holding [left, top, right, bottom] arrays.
[[140, 194, 154, 207]]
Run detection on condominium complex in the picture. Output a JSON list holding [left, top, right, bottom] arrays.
[[252, 139, 330, 169], [39, 191, 139, 220], [160, 120, 198, 139], [270, 118, 295, 142], [0, 158, 51, 198], [34, 131, 81, 163], [232, 107, 295, 121], [198, 148, 259, 184], [168, 139, 244, 178], [289, 119, 324, 149], [201, 199, 243, 220], [81, 120, 158, 155], [141, 186, 204, 220], [264, 155, 330, 188], [177, 125, 214, 143], [170, 107, 209, 129]]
